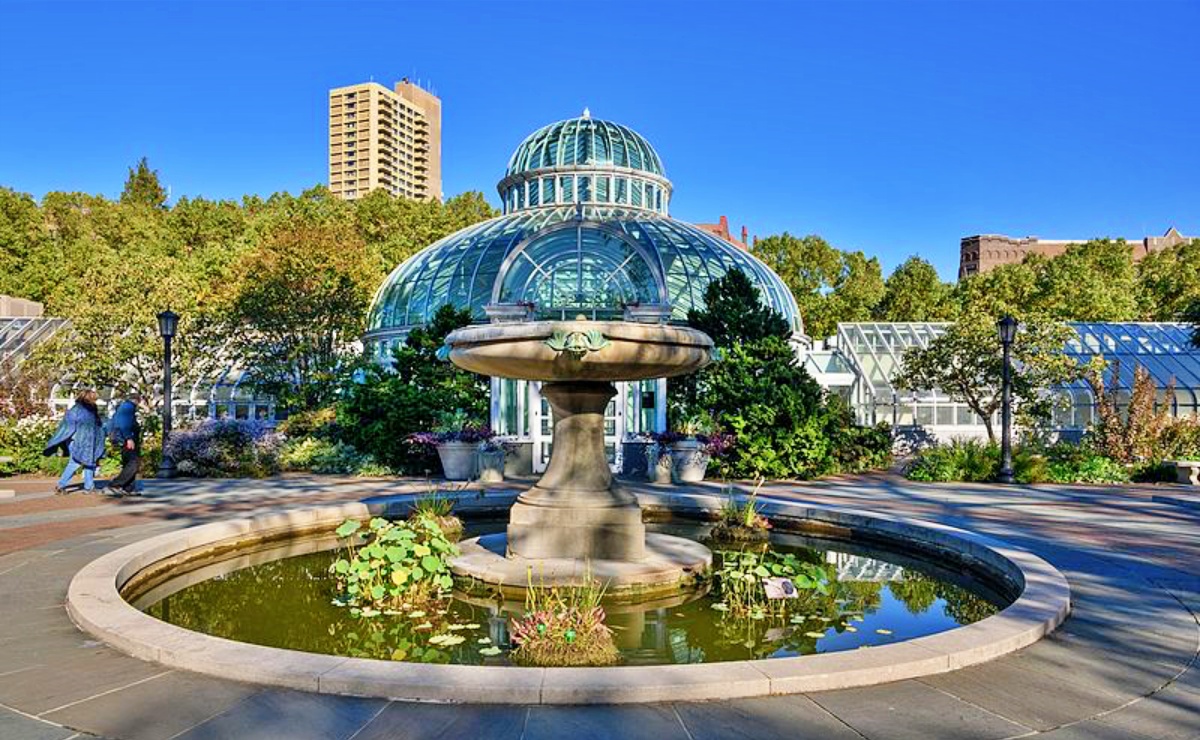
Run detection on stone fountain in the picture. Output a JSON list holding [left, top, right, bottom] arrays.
[[445, 316, 715, 595]]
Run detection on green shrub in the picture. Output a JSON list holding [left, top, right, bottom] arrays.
[[1044, 443, 1130, 484], [0, 415, 66, 476], [279, 437, 389, 476], [906, 439, 999, 482], [338, 305, 487, 473], [276, 406, 340, 440]]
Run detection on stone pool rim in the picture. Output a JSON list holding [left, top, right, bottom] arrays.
[[65, 490, 1071, 704]]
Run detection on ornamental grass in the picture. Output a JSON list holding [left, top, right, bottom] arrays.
[[509, 573, 619, 668]]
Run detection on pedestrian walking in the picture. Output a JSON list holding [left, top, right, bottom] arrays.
[[107, 395, 142, 495], [44, 389, 107, 494]]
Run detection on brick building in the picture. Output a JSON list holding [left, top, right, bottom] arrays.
[[958, 227, 1191, 279]]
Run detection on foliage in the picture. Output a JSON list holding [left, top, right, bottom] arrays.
[[275, 406, 340, 440], [0, 415, 67, 476], [905, 439, 1136, 485], [329, 515, 459, 614], [203, 221, 377, 411], [684, 268, 790, 348], [1031, 240, 1139, 321], [1136, 239, 1200, 320], [410, 490, 462, 541], [509, 577, 619, 667], [1086, 362, 1173, 464], [710, 546, 831, 619], [164, 419, 281, 477], [278, 437, 390, 476], [750, 233, 884, 339], [0, 171, 496, 416], [711, 480, 771, 543], [894, 311, 1083, 442], [874, 256, 957, 322], [120, 157, 168, 209], [675, 269, 891, 479], [338, 305, 488, 473]]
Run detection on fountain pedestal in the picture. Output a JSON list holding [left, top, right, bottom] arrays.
[[506, 381, 645, 561], [443, 319, 715, 596]]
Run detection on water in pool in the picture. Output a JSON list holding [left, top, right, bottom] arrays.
[[137, 523, 1007, 666]]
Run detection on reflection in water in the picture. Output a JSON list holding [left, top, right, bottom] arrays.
[[141, 526, 1005, 667]]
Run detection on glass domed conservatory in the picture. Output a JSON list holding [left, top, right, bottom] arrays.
[[365, 111, 803, 472]]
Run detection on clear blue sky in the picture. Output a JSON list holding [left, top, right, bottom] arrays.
[[2, 1, 1197, 280]]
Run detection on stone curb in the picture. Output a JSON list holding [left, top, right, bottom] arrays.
[[65, 492, 1071, 704]]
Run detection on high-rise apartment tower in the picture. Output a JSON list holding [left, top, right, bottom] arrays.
[[328, 79, 442, 202]]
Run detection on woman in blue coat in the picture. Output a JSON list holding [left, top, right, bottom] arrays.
[[44, 389, 107, 494]]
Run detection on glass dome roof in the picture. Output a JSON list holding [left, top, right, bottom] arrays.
[[365, 205, 804, 343], [505, 113, 665, 179]]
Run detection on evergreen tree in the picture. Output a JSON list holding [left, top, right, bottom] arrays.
[[120, 157, 168, 209]]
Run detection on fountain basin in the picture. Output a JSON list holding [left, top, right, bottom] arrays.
[[444, 320, 713, 382], [65, 488, 1071, 704]]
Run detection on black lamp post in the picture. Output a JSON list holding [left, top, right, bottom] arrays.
[[156, 310, 180, 479], [997, 315, 1019, 484]]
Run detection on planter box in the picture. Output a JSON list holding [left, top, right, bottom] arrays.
[[670, 439, 710, 484], [1173, 460, 1200, 486], [436, 442, 477, 481]]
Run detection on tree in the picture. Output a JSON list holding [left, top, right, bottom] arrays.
[[209, 220, 377, 411], [952, 261, 1038, 320], [822, 251, 886, 334], [1030, 239, 1138, 321], [874, 257, 955, 322], [338, 305, 488, 472], [751, 234, 887, 339], [893, 310, 1082, 442], [120, 157, 168, 209], [1137, 238, 1200, 320], [1186, 300, 1200, 349], [677, 268, 891, 478], [685, 268, 790, 347]]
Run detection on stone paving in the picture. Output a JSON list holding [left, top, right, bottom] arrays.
[[0, 473, 1197, 739]]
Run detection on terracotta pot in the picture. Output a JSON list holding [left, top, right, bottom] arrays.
[[670, 438, 710, 483], [436, 441, 477, 481]]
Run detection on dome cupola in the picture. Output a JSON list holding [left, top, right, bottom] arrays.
[[497, 111, 672, 216]]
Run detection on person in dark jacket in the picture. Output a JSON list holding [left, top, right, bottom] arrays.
[[44, 389, 107, 494], [107, 396, 142, 495]]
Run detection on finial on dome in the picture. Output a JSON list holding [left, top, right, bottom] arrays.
[[581, 107, 591, 120]]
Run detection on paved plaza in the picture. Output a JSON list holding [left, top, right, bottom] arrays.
[[0, 473, 1197, 740]]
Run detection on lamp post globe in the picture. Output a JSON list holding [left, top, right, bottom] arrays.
[[996, 315, 1018, 484], [156, 310, 179, 479]]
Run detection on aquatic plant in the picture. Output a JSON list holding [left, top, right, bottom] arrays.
[[710, 478, 771, 543], [509, 573, 619, 667], [329, 514, 459, 612], [409, 488, 463, 542], [710, 546, 831, 618]]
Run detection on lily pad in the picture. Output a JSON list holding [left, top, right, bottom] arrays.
[[845, 625, 858, 633], [875, 628, 893, 635], [804, 631, 826, 639], [477, 637, 491, 644], [408, 610, 426, 619], [479, 646, 502, 656]]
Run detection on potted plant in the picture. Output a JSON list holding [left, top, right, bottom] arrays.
[[668, 412, 734, 484], [407, 410, 494, 481], [477, 437, 507, 483], [642, 432, 676, 484]]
